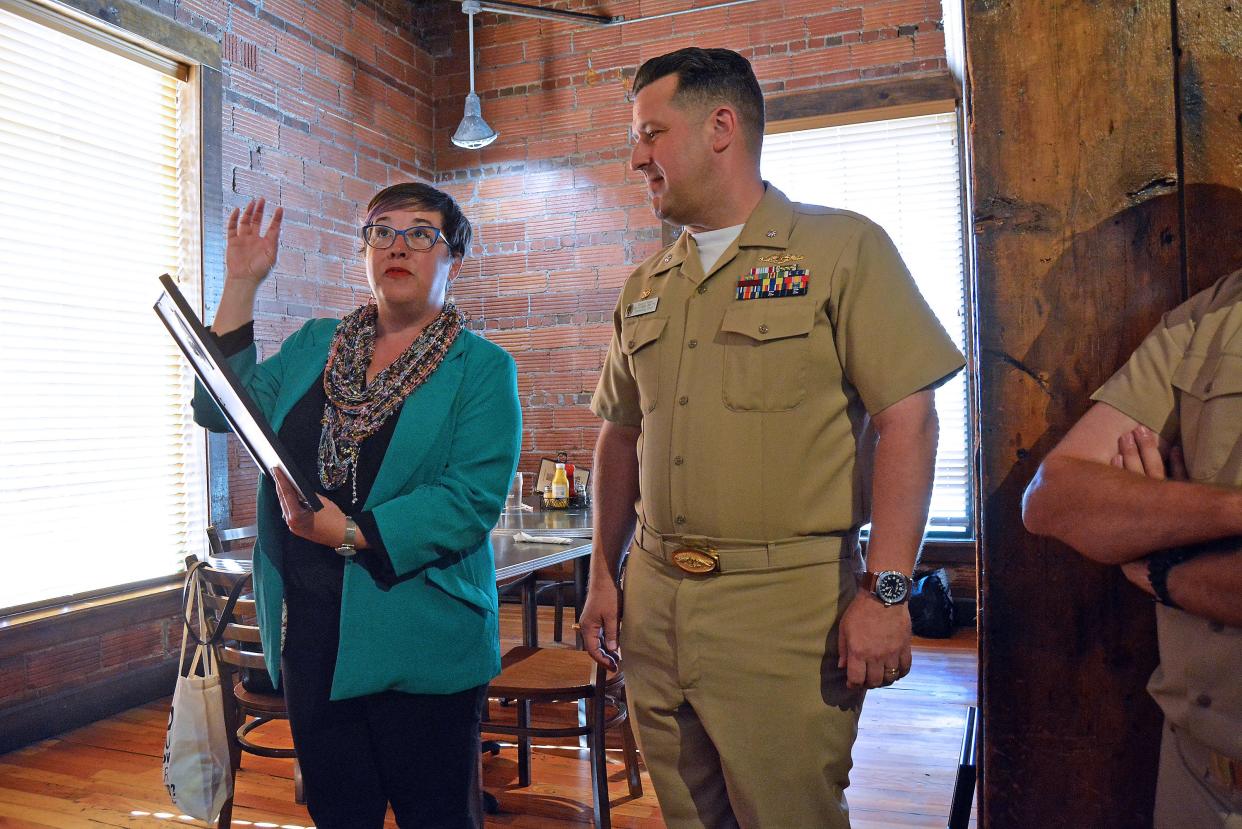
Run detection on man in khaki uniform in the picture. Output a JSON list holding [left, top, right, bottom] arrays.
[[578, 48, 964, 828], [1024, 271, 1242, 828]]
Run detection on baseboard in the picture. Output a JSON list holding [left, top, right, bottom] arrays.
[[0, 659, 178, 755]]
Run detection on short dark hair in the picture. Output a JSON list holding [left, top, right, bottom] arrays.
[[632, 48, 765, 154], [364, 182, 472, 259]]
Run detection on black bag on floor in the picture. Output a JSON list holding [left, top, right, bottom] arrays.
[[909, 568, 956, 638]]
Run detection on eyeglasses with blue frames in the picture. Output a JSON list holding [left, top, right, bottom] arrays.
[[361, 224, 446, 252]]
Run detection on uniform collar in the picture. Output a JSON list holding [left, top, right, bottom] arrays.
[[697, 183, 794, 283], [645, 229, 694, 279], [641, 183, 795, 285], [735, 182, 794, 250]]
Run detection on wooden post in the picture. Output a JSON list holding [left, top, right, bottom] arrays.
[[1177, 2, 1242, 293], [967, 2, 1180, 825]]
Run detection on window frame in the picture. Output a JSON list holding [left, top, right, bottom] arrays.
[[0, 0, 223, 617], [763, 74, 978, 542]]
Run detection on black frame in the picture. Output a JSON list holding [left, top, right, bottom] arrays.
[[154, 273, 323, 510]]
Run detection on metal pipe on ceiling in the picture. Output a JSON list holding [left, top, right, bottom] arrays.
[[450, 0, 763, 27]]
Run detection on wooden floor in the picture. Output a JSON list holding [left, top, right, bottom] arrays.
[[0, 606, 977, 828]]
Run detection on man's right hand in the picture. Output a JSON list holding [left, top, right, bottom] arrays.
[[1112, 425, 1186, 481], [578, 578, 621, 671]]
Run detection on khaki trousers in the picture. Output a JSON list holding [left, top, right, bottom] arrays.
[[621, 530, 864, 829], [1155, 722, 1242, 829]]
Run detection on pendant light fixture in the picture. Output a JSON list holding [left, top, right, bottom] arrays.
[[451, 0, 498, 149]]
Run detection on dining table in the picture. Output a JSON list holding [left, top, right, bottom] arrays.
[[204, 496, 595, 648], [491, 496, 593, 648]]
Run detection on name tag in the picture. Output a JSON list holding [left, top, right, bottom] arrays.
[[626, 297, 659, 317]]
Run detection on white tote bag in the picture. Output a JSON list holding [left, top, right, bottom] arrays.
[[163, 562, 234, 822]]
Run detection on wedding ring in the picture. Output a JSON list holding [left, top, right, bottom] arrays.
[[571, 623, 582, 631], [884, 667, 899, 677]]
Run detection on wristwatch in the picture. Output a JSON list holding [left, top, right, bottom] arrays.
[[1146, 548, 1196, 609], [858, 570, 913, 607], [335, 517, 358, 558]]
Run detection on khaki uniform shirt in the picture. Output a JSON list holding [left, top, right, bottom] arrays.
[[1093, 268, 1242, 760], [592, 185, 964, 542]]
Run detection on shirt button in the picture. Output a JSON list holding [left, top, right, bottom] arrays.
[[627, 339, 635, 349], [1196, 694, 1212, 708], [1205, 381, 1214, 394], [678, 396, 689, 405], [758, 324, 769, 334], [697, 285, 708, 294], [688, 339, 698, 348], [675, 515, 686, 525], [674, 456, 684, 465]]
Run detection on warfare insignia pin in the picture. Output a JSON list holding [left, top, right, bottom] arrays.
[[758, 253, 806, 265]]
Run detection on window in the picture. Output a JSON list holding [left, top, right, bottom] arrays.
[[762, 109, 973, 537], [0, 0, 207, 610]]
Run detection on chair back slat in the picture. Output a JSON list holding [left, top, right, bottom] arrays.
[[218, 644, 269, 670]]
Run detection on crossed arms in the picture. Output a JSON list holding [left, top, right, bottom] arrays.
[[1022, 402, 1242, 627]]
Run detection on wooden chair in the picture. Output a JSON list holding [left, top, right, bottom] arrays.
[[189, 528, 303, 828], [483, 646, 642, 829], [532, 561, 577, 643]]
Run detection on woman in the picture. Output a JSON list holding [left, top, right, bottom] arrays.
[[192, 184, 521, 828]]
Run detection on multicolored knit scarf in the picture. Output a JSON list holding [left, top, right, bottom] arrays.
[[318, 301, 464, 504]]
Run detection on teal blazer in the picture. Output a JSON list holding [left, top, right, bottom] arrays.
[[193, 318, 521, 699]]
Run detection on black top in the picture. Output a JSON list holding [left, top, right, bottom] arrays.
[[214, 323, 403, 597]]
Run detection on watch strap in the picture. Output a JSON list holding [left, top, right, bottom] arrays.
[[336, 517, 358, 557], [857, 570, 912, 606], [1146, 547, 1197, 608]]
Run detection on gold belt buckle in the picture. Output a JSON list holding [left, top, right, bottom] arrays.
[[1210, 751, 1242, 791], [671, 546, 719, 574]]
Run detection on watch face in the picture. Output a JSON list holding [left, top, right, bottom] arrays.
[[875, 571, 910, 604]]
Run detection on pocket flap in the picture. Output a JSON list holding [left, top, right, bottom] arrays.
[[621, 316, 667, 355], [720, 303, 815, 342], [426, 567, 495, 615], [1171, 353, 1242, 399]]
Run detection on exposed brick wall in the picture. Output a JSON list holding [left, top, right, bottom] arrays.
[[0, 595, 184, 724], [433, 0, 948, 493], [0, 0, 442, 729], [186, 0, 445, 524], [1, 0, 952, 738]]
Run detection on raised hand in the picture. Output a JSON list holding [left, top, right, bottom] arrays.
[[225, 198, 283, 288], [212, 198, 283, 333]]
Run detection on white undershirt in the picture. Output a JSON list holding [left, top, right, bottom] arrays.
[[689, 224, 745, 274]]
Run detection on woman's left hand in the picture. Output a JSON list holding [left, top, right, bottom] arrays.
[[272, 467, 348, 548]]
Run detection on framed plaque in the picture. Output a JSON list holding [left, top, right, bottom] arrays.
[[154, 274, 323, 510]]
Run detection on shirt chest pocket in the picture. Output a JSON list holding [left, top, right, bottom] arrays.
[[1170, 352, 1242, 481], [718, 303, 816, 412], [622, 316, 667, 414]]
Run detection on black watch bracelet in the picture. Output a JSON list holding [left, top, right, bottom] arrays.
[[1146, 548, 1197, 609]]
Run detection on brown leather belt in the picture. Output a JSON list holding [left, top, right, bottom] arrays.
[[635, 524, 857, 574]]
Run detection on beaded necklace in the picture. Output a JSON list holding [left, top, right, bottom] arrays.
[[318, 301, 464, 505]]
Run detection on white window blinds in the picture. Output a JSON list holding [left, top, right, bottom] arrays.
[[762, 110, 972, 536], [0, 2, 206, 610]]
